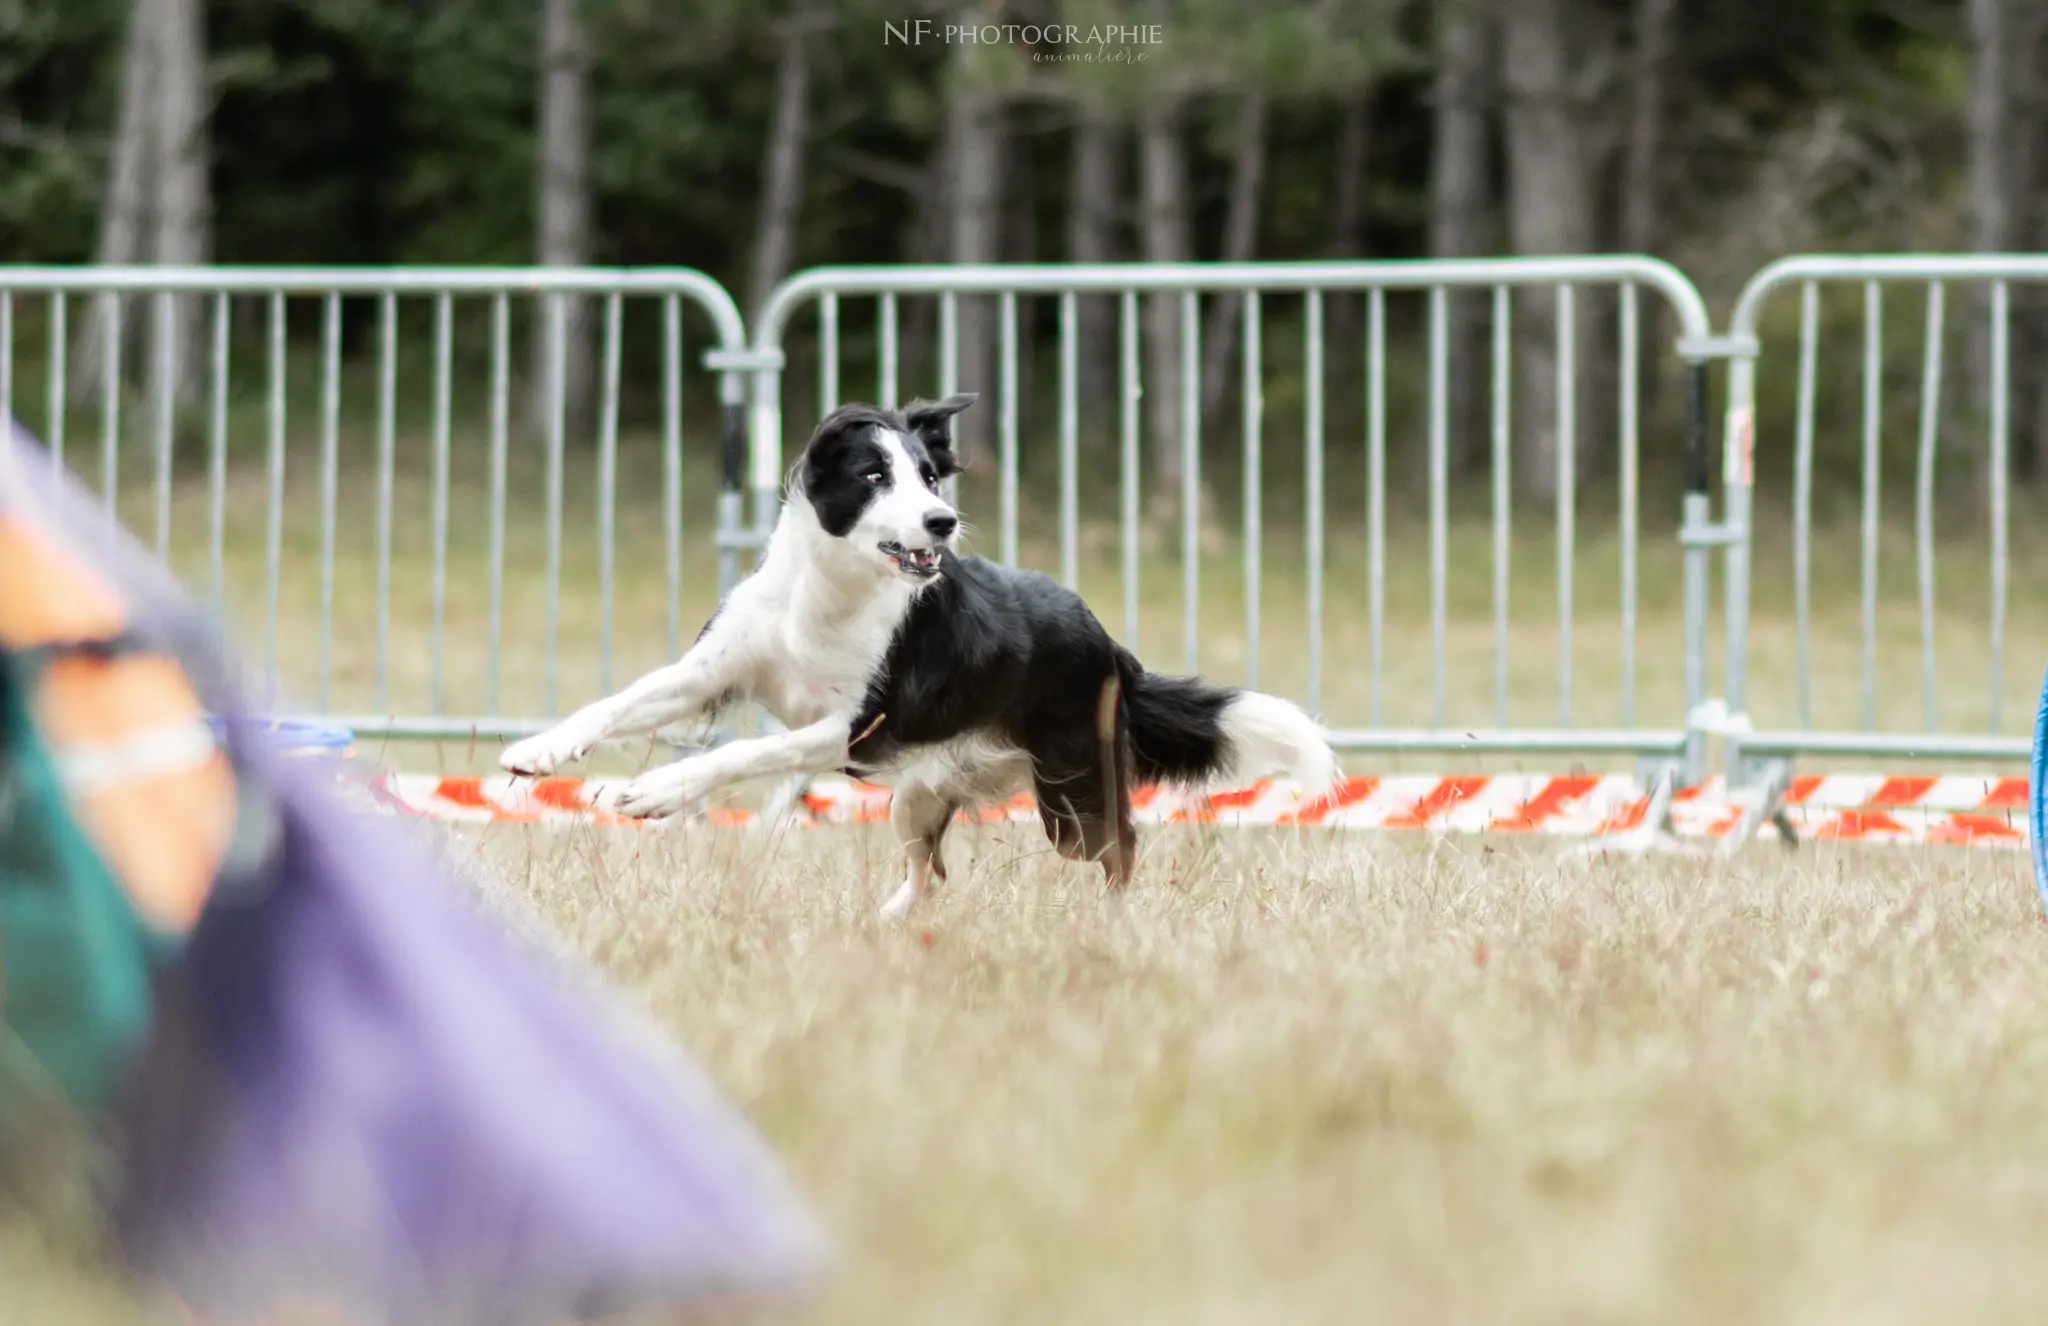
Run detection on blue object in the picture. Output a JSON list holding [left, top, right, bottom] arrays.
[[2032, 663, 2048, 914], [205, 716, 355, 759]]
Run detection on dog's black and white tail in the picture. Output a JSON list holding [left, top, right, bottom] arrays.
[[1114, 652, 1342, 798]]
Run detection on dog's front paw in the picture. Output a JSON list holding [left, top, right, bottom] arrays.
[[500, 728, 586, 779], [877, 881, 918, 922], [608, 764, 702, 820]]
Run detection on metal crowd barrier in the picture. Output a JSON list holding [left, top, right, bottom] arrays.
[[0, 266, 751, 743], [1716, 255, 2048, 787], [17, 255, 2034, 796], [749, 260, 1719, 776]]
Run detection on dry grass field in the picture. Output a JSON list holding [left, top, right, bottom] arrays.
[[486, 826, 2048, 1326], [11, 825, 2048, 1325]]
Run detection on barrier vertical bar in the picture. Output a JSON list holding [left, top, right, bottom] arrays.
[[1368, 287, 1387, 726], [318, 293, 341, 713], [1429, 288, 1449, 729], [488, 294, 509, 716], [940, 291, 960, 508], [1793, 281, 1819, 727], [152, 291, 173, 560], [1618, 283, 1639, 727], [1991, 281, 2010, 733], [1492, 286, 1511, 728], [431, 293, 452, 715], [1860, 281, 1882, 732], [939, 292, 959, 398], [208, 294, 228, 631], [1181, 289, 1200, 674], [375, 292, 397, 715], [0, 295, 11, 468], [1914, 282, 1944, 733], [1000, 292, 1019, 567], [1060, 291, 1079, 590], [46, 293, 65, 472], [1305, 290, 1325, 716], [1242, 290, 1262, 692], [265, 293, 285, 710], [662, 296, 682, 661], [1120, 290, 1140, 644], [820, 292, 839, 412], [598, 293, 623, 694], [879, 293, 898, 408], [1555, 285, 1576, 728], [545, 296, 566, 716], [99, 293, 121, 533]]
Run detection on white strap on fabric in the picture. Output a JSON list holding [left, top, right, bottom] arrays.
[[54, 719, 220, 794]]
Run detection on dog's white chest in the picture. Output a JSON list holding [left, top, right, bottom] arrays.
[[747, 593, 906, 729]]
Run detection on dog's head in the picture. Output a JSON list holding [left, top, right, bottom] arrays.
[[793, 393, 975, 582]]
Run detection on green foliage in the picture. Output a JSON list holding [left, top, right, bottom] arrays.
[[0, 0, 126, 260], [0, 0, 2005, 500], [0, 0, 1982, 278]]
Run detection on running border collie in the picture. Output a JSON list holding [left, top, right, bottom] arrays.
[[500, 393, 1341, 918]]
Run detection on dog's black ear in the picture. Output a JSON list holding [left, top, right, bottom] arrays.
[[903, 393, 977, 476]]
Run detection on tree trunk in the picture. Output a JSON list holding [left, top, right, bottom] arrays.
[[1068, 106, 1122, 422], [533, 0, 594, 440], [1327, 91, 1373, 380], [1968, 0, 2017, 470], [1139, 98, 1191, 486], [1200, 95, 1267, 440], [149, 0, 210, 407], [1332, 94, 1372, 260], [1502, 0, 1597, 504], [72, 0, 158, 408], [1622, 0, 1676, 424], [2018, 0, 2048, 482], [1431, 0, 1495, 472], [1620, 0, 1674, 257], [896, 148, 948, 406], [746, 12, 814, 322], [1007, 124, 1037, 448], [944, 24, 1004, 464]]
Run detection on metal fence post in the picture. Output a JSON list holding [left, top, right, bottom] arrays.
[[1721, 348, 1757, 730], [704, 345, 783, 599], [1680, 357, 1713, 786]]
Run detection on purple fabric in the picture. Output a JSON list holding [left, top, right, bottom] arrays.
[[3, 421, 829, 1323]]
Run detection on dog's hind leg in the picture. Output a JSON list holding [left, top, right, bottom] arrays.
[[1030, 678, 1138, 889], [880, 782, 956, 922], [1033, 777, 1136, 890]]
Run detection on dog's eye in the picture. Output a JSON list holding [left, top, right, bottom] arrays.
[[920, 467, 937, 487], [862, 471, 884, 485]]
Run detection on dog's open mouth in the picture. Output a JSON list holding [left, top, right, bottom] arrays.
[[879, 541, 943, 577]]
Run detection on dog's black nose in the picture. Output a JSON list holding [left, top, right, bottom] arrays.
[[924, 511, 958, 539]]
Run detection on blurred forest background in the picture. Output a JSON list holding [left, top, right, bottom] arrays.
[[0, 0, 2039, 508]]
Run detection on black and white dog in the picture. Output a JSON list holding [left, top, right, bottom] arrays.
[[500, 394, 1341, 918]]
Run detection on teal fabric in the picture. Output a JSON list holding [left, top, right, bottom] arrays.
[[0, 650, 162, 1117]]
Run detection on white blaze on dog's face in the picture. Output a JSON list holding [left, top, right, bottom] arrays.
[[796, 394, 976, 581]]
